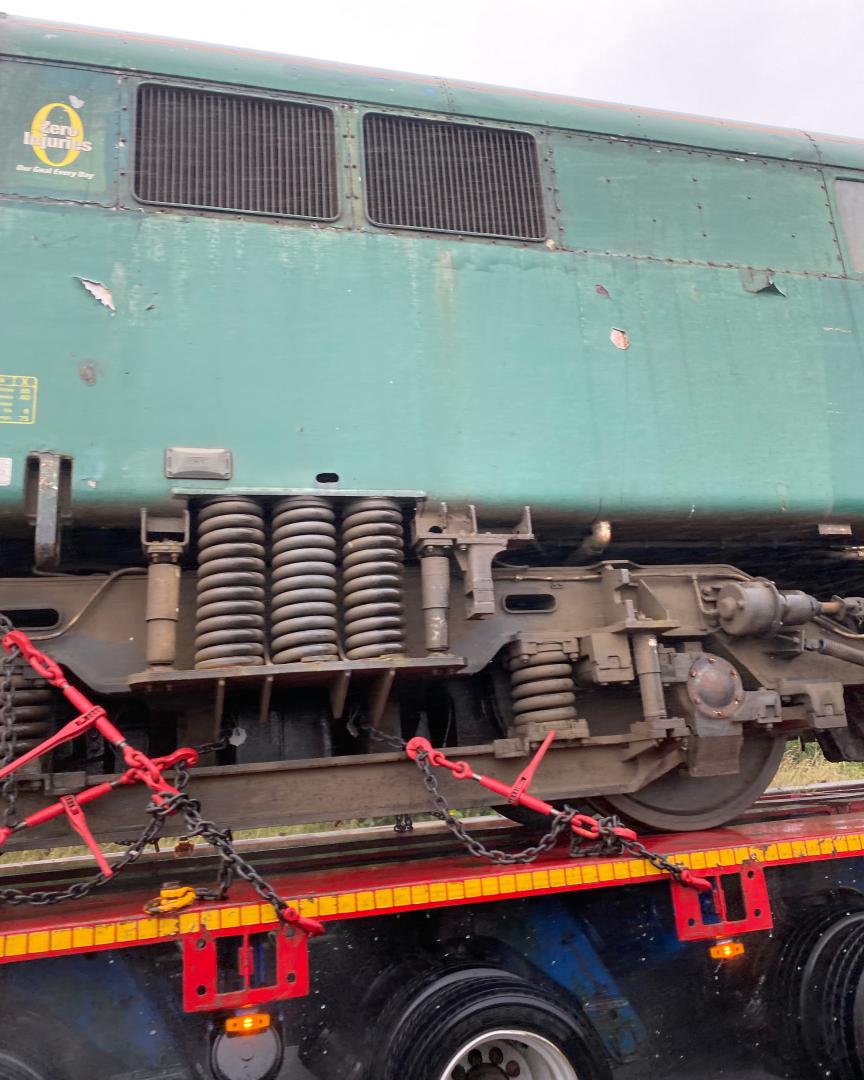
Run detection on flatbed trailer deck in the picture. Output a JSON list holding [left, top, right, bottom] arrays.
[[2, 788, 864, 1079]]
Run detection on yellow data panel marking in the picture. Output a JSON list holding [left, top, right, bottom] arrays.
[[0, 375, 37, 424]]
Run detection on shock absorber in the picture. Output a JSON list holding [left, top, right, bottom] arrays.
[[341, 498, 406, 660], [195, 497, 266, 669], [270, 496, 339, 663], [508, 643, 577, 733]]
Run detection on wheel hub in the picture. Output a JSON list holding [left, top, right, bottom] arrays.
[[440, 1029, 578, 1080]]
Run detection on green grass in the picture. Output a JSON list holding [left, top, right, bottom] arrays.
[[772, 740, 864, 787]]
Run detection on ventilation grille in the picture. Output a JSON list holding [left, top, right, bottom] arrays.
[[134, 84, 338, 220], [363, 113, 544, 240]]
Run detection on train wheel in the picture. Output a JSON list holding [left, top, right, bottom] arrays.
[[370, 965, 611, 1080], [597, 733, 784, 831]]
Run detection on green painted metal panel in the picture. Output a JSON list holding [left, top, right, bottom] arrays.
[[0, 196, 860, 522], [553, 132, 844, 273], [4, 15, 864, 170], [0, 60, 118, 204], [0, 41, 862, 528]]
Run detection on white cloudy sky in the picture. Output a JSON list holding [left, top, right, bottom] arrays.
[[7, 0, 864, 137]]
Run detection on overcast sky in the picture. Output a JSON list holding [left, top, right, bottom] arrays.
[[7, 0, 864, 138]]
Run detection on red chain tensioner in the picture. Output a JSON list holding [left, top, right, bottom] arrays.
[[405, 730, 713, 892], [0, 629, 325, 933]]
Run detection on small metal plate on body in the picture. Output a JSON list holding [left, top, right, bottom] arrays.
[[165, 447, 233, 480]]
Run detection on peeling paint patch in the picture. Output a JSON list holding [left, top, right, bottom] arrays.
[[610, 327, 630, 350], [77, 361, 102, 385], [77, 278, 115, 312], [823, 326, 853, 334], [741, 269, 785, 296], [595, 284, 610, 298]]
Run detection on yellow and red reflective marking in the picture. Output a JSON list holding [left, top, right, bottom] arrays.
[[1, 811, 863, 964]]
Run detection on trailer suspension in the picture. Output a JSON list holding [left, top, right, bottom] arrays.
[[0, 620, 323, 935]]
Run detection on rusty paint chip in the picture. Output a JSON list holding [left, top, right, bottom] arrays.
[[595, 284, 610, 298], [610, 327, 630, 350], [77, 278, 115, 312]]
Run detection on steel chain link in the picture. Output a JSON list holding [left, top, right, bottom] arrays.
[[366, 726, 576, 865], [0, 616, 293, 919], [366, 725, 696, 882]]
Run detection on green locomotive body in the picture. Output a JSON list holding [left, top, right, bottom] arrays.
[[2, 16, 864, 836]]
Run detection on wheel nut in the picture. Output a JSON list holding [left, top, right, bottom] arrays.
[[506, 1063, 521, 1077]]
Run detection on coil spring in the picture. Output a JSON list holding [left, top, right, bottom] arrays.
[[195, 497, 266, 669], [342, 497, 406, 660], [508, 644, 577, 731], [270, 496, 339, 663], [8, 664, 53, 755]]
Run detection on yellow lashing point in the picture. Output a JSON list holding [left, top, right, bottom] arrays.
[[143, 882, 198, 915]]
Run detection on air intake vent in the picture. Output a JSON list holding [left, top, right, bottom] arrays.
[[363, 113, 545, 241], [134, 84, 338, 220]]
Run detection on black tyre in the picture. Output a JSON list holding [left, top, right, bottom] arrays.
[[772, 901, 864, 1079], [368, 965, 611, 1080]]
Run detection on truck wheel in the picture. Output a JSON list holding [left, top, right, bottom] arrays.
[[773, 901, 864, 1079], [371, 966, 611, 1080]]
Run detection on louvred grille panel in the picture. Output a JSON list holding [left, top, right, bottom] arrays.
[[363, 113, 545, 240], [134, 84, 338, 220]]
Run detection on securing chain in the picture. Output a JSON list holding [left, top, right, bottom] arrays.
[[366, 725, 708, 887], [366, 726, 577, 866], [0, 619, 320, 929]]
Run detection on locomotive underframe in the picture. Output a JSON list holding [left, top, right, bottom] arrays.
[[3, 496, 864, 842]]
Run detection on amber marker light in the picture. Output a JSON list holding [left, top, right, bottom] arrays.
[[709, 938, 745, 960], [224, 1012, 271, 1035]]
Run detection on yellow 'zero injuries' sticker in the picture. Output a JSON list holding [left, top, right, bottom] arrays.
[[0, 375, 37, 424]]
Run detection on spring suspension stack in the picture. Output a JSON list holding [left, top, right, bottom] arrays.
[[5, 661, 53, 765], [195, 498, 267, 668], [508, 642, 578, 733], [270, 497, 340, 662], [341, 498, 406, 660]]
